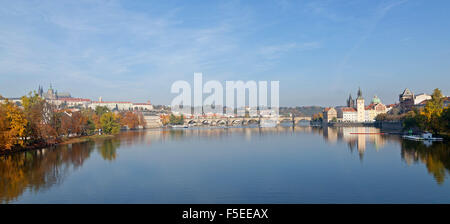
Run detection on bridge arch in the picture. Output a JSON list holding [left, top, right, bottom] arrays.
[[231, 120, 241, 126], [296, 119, 311, 126], [217, 120, 227, 125], [279, 118, 293, 123]]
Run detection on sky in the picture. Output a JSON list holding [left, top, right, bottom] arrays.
[[0, 0, 449, 106]]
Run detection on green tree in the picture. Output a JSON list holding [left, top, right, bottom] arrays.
[[168, 114, 185, 125], [403, 110, 418, 130], [441, 107, 450, 133], [98, 139, 120, 161], [95, 106, 110, 116], [179, 115, 184, 124], [100, 112, 120, 134], [169, 114, 176, 124]]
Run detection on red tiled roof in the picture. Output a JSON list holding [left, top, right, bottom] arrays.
[[59, 98, 91, 102], [365, 103, 376, 110], [340, 107, 356, 112], [92, 101, 132, 104], [133, 103, 151, 105]]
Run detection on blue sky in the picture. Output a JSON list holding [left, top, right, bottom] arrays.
[[0, 0, 449, 106]]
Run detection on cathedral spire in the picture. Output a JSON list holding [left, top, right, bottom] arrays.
[[357, 87, 363, 99], [347, 93, 355, 107]]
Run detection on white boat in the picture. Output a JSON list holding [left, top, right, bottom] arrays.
[[402, 132, 443, 141], [170, 125, 188, 128]]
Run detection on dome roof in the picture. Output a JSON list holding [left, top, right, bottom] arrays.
[[372, 95, 381, 104]]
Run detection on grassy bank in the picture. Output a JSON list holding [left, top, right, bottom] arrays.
[[60, 134, 115, 145], [0, 134, 116, 156]]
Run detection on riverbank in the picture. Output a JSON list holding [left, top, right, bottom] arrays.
[[0, 134, 116, 156], [60, 134, 116, 145]]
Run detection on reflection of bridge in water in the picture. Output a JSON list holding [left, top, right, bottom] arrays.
[[141, 111, 311, 127], [183, 116, 312, 126]]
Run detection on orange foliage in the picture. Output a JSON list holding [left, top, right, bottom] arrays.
[[0, 101, 28, 150]]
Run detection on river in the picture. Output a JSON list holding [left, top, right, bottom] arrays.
[[1, 126, 449, 203]]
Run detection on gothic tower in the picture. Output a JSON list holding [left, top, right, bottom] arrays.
[[347, 94, 355, 108], [356, 87, 365, 122], [47, 83, 56, 100], [38, 85, 43, 97]]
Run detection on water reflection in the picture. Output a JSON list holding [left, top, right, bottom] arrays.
[[0, 141, 95, 203], [320, 127, 393, 160], [401, 140, 450, 185], [318, 126, 449, 184], [98, 139, 121, 161], [0, 126, 448, 203]]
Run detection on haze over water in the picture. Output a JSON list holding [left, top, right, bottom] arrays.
[[1, 126, 449, 204]]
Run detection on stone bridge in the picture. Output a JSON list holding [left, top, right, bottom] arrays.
[[142, 113, 311, 128], [183, 116, 311, 126]]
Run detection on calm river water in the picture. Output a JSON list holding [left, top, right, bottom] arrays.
[[1, 126, 449, 203]]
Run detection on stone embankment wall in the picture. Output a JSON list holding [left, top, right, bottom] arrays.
[[378, 121, 403, 131], [144, 115, 163, 128], [325, 122, 375, 127]]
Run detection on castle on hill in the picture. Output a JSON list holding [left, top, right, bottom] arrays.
[[4, 84, 153, 111]]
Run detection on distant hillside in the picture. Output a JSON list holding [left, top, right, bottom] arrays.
[[279, 106, 324, 117]]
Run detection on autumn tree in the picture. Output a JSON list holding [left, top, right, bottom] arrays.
[[21, 92, 46, 143], [69, 111, 88, 136], [312, 113, 323, 122], [137, 112, 146, 128], [121, 111, 140, 129], [60, 111, 73, 137], [421, 88, 444, 134], [160, 114, 170, 126], [0, 100, 28, 150], [441, 107, 450, 133]]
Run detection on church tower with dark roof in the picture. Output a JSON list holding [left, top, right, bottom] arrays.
[[347, 94, 355, 108]]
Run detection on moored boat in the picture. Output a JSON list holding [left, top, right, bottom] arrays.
[[402, 132, 443, 141], [170, 125, 188, 128]]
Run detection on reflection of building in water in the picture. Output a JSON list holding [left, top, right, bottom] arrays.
[[323, 127, 338, 143], [357, 129, 366, 159], [328, 127, 387, 160]]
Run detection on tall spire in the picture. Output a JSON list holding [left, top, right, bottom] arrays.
[[357, 87, 363, 99]]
